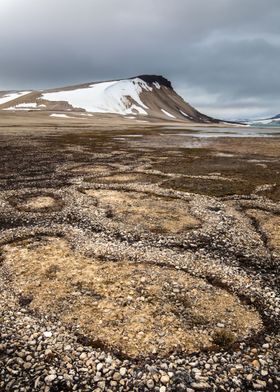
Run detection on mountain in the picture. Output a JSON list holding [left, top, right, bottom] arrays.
[[246, 114, 280, 127], [0, 75, 220, 124]]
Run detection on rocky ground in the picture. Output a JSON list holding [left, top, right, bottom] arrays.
[[0, 124, 279, 391]]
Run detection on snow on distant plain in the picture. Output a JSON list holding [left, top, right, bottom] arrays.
[[4, 102, 46, 110], [50, 113, 92, 119], [161, 109, 176, 118], [12, 103, 38, 109], [79, 113, 93, 116], [50, 114, 70, 118], [119, 134, 143, 138], [0, 91, 31, 105], [42, 78, 152, 115], [15, 103, 37, 108]]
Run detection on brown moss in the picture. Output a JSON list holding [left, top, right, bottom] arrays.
[[212, 329, 236, 349], [84, 189, 200, 234], [2, 237, 262, 358]]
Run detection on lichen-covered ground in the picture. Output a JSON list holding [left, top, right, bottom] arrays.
[[0, 122, 279, 391]]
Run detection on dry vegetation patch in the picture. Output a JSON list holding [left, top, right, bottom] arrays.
[[8, 193, 63, 212], [2, 237, 262, 358], [256, 184, 280, 202], [246, 209, 280, 254], [84, 189, 200, 234], [21, 196, 57, 209], [69, 164, 113, 174], [90, 172, 164, 185]]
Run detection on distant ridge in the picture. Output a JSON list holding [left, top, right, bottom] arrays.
[[246, 113, 280, 127]]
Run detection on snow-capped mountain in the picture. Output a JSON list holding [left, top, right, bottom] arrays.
[[246, 114, 280, 127], [0, 75, 219, 123]]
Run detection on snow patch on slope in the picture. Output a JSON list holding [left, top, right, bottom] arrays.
[[42, 78, 153, 115], [153, 82, 161, 89], [180, 110, 191, 118], [0, 91, 31, 105], [161, 109, 176, 118]]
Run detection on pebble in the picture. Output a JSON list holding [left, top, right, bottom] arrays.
[[253, 380, 267, 389], [205, 364, 211, 370], [112, 372, 121, 381], [160, 374, 170, 384], [261, 370, 268, 376], [44, 374, 57, 384], [23, 362, 32, 370], [43, 331, 53, 338], [119, 367, 127, 376], [79, 352, 87, 360], [252, 359, 261, 369], [146, 379, 155, 389]]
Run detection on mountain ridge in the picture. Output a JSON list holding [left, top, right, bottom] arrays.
[[0, 75, 220, 124], [246, 113, 280, 127]]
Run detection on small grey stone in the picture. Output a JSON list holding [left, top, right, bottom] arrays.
[[45, 374, 57, 384], [146, 379, 155, 389], [23, 362, 32, 370]]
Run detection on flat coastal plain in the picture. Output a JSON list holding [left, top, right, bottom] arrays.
[[0, 113, 279, 391]]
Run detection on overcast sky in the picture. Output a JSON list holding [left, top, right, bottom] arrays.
[[0, 0, 279, 119]]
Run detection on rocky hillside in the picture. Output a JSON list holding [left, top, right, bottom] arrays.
[[0, 75, 220, 123]]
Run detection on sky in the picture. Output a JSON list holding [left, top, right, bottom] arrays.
[[0, 0, 279, 119]]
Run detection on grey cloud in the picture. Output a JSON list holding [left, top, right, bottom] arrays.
[[0, 0, 279, 118]]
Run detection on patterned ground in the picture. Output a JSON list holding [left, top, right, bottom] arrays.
[[0, 125, 279, 391]]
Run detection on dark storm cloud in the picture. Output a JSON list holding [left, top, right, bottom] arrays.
[[0, 0, 279, 118]]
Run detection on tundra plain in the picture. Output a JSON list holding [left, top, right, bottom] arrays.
[[0, 114, 279, 391]]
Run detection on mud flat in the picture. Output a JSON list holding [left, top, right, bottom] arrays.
[[0, 121, 279, 391]]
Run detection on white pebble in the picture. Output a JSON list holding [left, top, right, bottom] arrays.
[[43, 331, 52, 338]]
